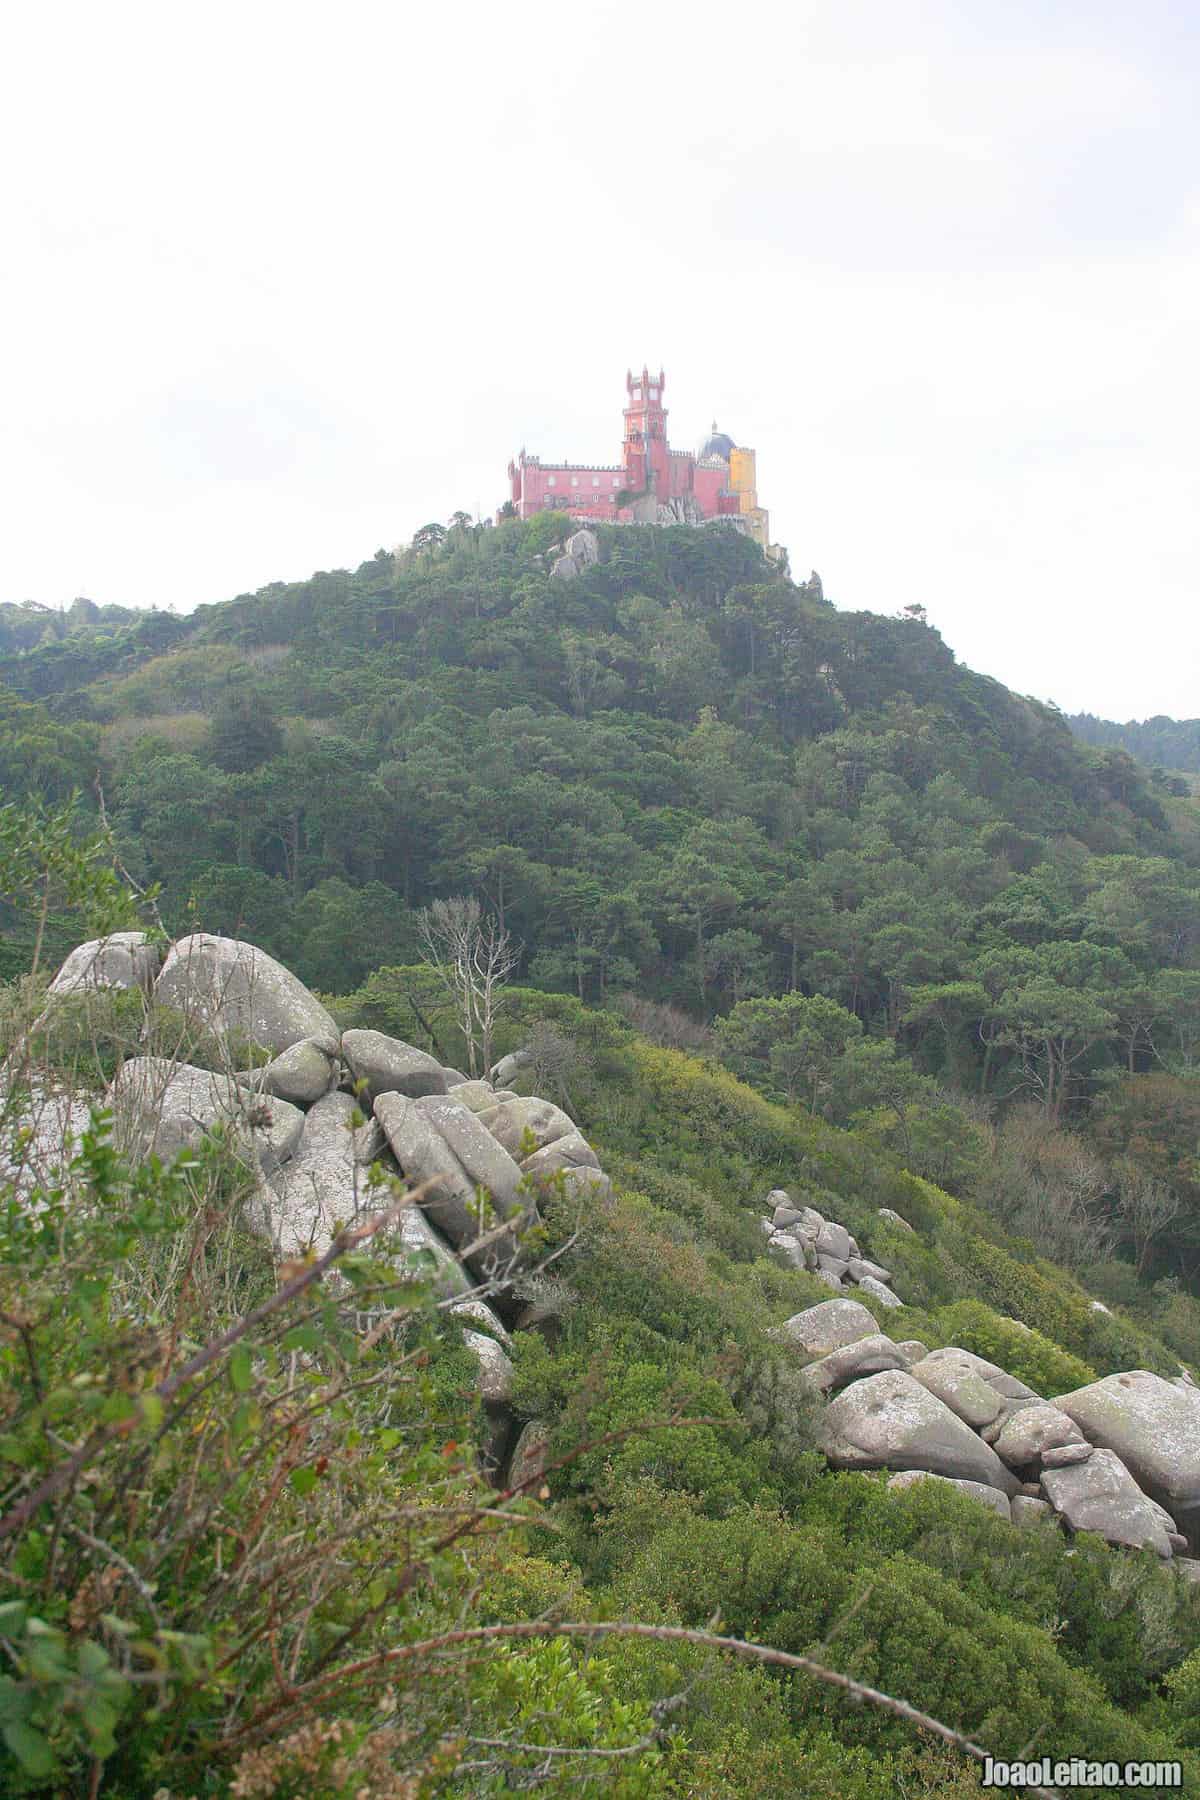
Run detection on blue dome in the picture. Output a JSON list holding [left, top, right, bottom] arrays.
[[699, 423, 736, 461]]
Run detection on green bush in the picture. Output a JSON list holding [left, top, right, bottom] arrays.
[[928, 1299, 1096, 1393]]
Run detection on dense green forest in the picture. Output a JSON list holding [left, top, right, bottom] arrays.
[[3, 517, 1200, 1793], [1071, 712, 1200, 780], [5, 515, 1200, 1286]]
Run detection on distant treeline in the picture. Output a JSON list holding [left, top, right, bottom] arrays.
[[1071, 711, 1200, 776]]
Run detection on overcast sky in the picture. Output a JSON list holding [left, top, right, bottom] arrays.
[[4, 0, 1198, 719]]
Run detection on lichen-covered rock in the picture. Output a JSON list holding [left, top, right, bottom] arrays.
[[847, 1257, 892, 1285], [919, 1346, 1040, 1404], [449, 1297, 512, 1349], [1040, 1448, 1173, 1558], [488, 1050, 531, 1086], [110, 1056, 304, 1170], [396, 1204, 470, 1298], [375, 1093, 494, 1252], [1041, 1442, 1093, 1469], [508, 1419, 551, 1492], [462, 1329, 514, 1406], [263, 1092, 383, 1257], [444, 1079, 498, 1112], [557, 1166, 613, 1203], [155, 934, 339, 1057], [1053, 1371, 1200, 1540], [992, 1403, 1088, 1468], [820, 1370, 1020, 1494], [48, 931, 161, 997], [416, 1095, 527, 1216], [770, 1233, 811, 1272], [814, 1219, 852, 1261], [816, 1268, 844, 1290], [780, 1298, 880, 1356], [237, 1039, 338, 1108], [817, 1254, 850, 1280], [1011, 1496, 1056, 1528], [342, 1029, 447, 1102], [799, 1334, 908, 1396], [0, 1081, 94, 1199], [519, 1134, 601, 1179], [909, 1351, 1008, 1430], [484, 1096, 579, 1159], [857, 1274, 903, 1310], [895, 1340, 929, 1366], [887, 1469, 1012, 1519], [877, 1207, 915, 1232], [772, 1202, 802, 1229]]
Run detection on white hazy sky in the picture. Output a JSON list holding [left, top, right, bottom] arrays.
[[3, 0, 1198, 719]]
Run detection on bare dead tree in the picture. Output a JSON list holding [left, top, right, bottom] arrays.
[[417, 896, 520, 1077]]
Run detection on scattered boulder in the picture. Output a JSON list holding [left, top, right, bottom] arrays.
[[919, 1346, 1039, 1404], [878, 1207, 915, 1232], [154, 934, 339, 1058], [444, 1079, 498, 1112], [1041, 1443, 1093, 1469], [992, 1403, 1088, 1468], [462, 1329, 514, 1406], [263, 1092, 383, 1257], [908, 1352, 1006, 1431], [857, 1274, 903, 1310], [416, 1095, 528, 1218], [847, 1257, 892, 1285], [772, 1202, 802, 1229], [1040, 1448, 1173, 1558], [110, 1056, 304, 1172], [895, 1340, 929, 1366], [449, 1297, 512, 1349], [820, 1370, 1020, 1495], [238, 1038, 337, 1108], [342, 1030, 447, 1102], [48, 931, 161, 997], [557, 1166, 613, 1203], [508, 1420, 551, 1493], [1011, 1496, 1056, 1528], [396, 1204, 470, 1298], [474, 1095, 576, 1158], [814, 1220, 852, 1261], [817, 1254, 850, 1280], [0, 1081, 94, 1199], [1053, 1371, 1200, 1542], [779, 1298, 880, 1357], [1174, 1558, 1200, 1584], [374, 1093, 489, 1252], [520, 1133, 601, 1178], [799, 1334, 909, 1396], [887, 1469, 1012, 1520], [769, 1233, 810, 1272], [488, 1050, 531, 1087], [816, 1267, 845, 1290]]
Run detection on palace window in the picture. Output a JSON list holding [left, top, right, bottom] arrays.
[[570, 476, 579, 486], [547, 475, 556, 486], [649, 387, 659, 400], [632, 386, 642, 401]]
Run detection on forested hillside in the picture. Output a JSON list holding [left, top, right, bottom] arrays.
[[5, 515, 1200, 1289], [4, 515, 1200, 1793]]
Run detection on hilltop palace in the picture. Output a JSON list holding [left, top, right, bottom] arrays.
[[507, 366, 783, 562]]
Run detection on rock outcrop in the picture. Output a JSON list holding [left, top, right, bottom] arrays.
[[819, 1370, 1021, 1495], [14, 928, 618, 1490], [48, 931, 162, 997], [759, 1195, 904, 1305], [154, 934, 340, 1057]]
